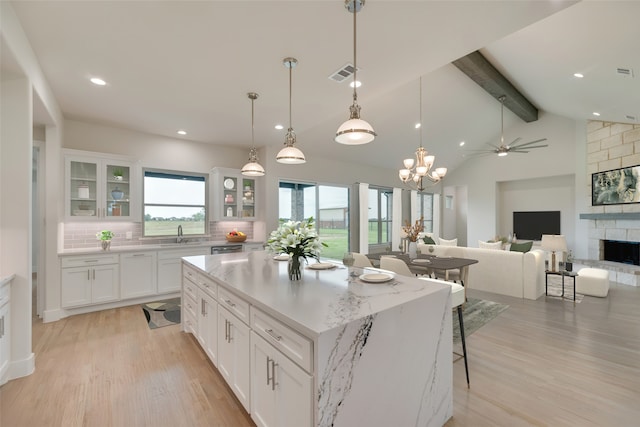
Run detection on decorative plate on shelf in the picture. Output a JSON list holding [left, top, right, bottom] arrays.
[[359, 273, 394, 283], [223, 178, 235, 190]]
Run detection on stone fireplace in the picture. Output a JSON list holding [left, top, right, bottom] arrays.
[[601, 239, 640, 266], [583, 120, 640, 286]]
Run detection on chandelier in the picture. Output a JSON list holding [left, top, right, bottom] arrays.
[[398, 77, 447, 191]]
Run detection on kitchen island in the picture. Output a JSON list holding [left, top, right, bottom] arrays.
[[182, 251, 452, 427]]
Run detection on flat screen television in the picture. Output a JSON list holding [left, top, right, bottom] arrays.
[[513, 211, 561, 241]]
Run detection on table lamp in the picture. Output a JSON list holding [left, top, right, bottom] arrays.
[[541, 234, 567, 272]]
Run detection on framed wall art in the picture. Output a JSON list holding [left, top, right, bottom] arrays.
[[592, 165, 640, 206]]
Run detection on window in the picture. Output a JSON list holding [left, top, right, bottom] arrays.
[[143, 170, 207, 237], [368, 187, 393, 245], [279, 181, 350, 260], [417, 192, 434, 233]]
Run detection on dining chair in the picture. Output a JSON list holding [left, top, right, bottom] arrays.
[[420, 277, 469, 387], [433, 268, 463, 286], [352, 252, 373, 268], [380, 256, 414, 277]]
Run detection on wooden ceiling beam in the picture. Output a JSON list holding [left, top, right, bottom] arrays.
[[452, 50, 539, 122]]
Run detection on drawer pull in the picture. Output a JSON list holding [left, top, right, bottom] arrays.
[[83, 260, 99, 263], [224, 299, 236, 308], [265, 328, 282, 342]]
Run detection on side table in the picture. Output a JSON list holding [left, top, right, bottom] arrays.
[[545, 270, 578, 301]]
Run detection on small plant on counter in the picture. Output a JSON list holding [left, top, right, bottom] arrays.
[[96, 230, 114, 241], [266, 217, 327, 280]]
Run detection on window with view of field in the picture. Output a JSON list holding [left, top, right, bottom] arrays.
[[279, 181, 349, 260], [418, 192, 434, 233], [143, 171, 207, 237], [369, 187, 393, 246]]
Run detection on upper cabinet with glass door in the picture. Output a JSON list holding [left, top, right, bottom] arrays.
[[211, 167, 258, 221], [65, 151, 138, 221]]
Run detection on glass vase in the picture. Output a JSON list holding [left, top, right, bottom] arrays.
[[101, 240, 111, 251], [288, 256, 304, 281]]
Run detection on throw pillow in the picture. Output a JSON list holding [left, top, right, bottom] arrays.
[[510, 241, 533, 253], [423, 236, 436, 245], [479, 240, 503, 250], [439, 237, 458, 246]]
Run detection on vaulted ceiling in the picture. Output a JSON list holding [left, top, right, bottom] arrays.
[[6, 1, 640, 174]]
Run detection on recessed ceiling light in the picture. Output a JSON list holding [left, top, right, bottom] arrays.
[[177, 130, 187, 135], [593, 112, 601, 116], [275, 124, 284, 130], [90, 77, 106, 86], [349, 80, 362, 88], [459, 141, 465, 147], [415, 123, 421, 129], [573, 73, 584, 78]]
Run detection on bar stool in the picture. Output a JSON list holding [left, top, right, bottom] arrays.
[[420, 278, 469, 387]]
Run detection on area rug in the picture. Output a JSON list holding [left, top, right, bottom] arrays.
[[545, 276, 584, 303], [453, 297, 509, 343], [141, 298, 181, 329]]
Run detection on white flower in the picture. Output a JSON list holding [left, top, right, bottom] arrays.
[[266, 217, 326, 261]]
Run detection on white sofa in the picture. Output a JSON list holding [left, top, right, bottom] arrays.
[[417, 243, 546, 300]]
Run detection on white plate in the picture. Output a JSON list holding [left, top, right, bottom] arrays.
[[223, 178, 235, 190], [359, 273, 394, 283], [412, 259, 431, 264], [308, 262, 336, 270], [273, 254, 289, 261], [380, 254, 396, 258]]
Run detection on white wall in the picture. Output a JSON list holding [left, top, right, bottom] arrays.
[[443, 112, 579, 247]]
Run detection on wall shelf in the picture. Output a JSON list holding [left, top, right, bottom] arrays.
[[579, 213, 640, 220]]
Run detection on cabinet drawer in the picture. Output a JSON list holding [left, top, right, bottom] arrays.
[[183, 310, 197, 335], [218, 286, 249, 326], [182, 263, 199, 283], [183, 291, 198, 320], [183, 276, 198, 301], [251, 307, 313, 373], [61, 254, 119, 268], [196, 273, 217, 300]]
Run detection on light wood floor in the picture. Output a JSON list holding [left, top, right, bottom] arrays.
[[2, 283, 639, 426]]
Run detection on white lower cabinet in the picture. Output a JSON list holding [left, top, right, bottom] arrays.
[[120, 252, 157, 299], [250, 332, 312, 427], [218, 305, 251, 412], [158, 248, 209, 294], [61, 255, 119, 308], [197, 291, 218, 366], [0, 282, 10, 385]]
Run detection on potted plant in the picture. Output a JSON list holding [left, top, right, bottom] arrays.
[[113, 168, 124, 181], [96, 230, 114, 250]]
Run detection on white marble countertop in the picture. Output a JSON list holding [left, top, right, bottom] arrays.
[[0, 273, 15, 287], [58, 240, 263, 256], [184, 251, 450, 338]]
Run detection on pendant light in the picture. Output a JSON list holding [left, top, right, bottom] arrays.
[[335, 0, 376, 145], [276, 57, 306, 164], [241, 92, 265, 176], [398, 77, 447, 191]]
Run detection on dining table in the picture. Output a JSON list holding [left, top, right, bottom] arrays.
[[366, 251, 479, 286]]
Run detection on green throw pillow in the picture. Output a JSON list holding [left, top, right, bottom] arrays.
[[423, 236, 436, 245], [510, 241, 533, 253]]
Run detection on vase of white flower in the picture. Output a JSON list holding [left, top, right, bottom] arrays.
[[266, 217, 327, 281]]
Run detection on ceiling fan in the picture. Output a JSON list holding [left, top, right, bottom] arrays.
[[466, 95, 548, 158]]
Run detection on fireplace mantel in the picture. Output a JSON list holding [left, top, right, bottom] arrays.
[[579, 213, 640, 220]]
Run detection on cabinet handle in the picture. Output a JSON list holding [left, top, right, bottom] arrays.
[[271, 359, 277, 391], [224, 319, 229, 342], [132, 254, 146, 257], [266, 356, 273, 387], [224, 299, 236, 308], [87, 270, 90, 280], [83, 260, 99, 263], [0, 316, 4, 337], [201, 299, 205, 316], [265, 328, 282, 342]]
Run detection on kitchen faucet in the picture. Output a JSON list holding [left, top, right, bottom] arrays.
[[177, 225, 184, 243]]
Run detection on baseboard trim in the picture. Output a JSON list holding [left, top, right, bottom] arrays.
[[7, 352, 35, 383], [42, 309, 64, 323]]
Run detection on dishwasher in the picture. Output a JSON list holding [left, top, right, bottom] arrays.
[[211, 244, 243, 255]]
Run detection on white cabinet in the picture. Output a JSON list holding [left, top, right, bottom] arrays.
[[120, 252, 157, 299], [250, 332, 312, 427], [158, 247, 209, 294], [0, 280, 10, 385], [65, 150, 138, 220], [243, 243, 264, 252], [61, 255, 120, 308], [198, 291, 218, 366], [211, 167, 258, 221], [218, 305, 251, 412]]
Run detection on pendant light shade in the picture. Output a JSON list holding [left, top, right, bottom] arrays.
[[277, 57, 306, 164], [335, 0, 376, 145], [241, 92, 265, 176]]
